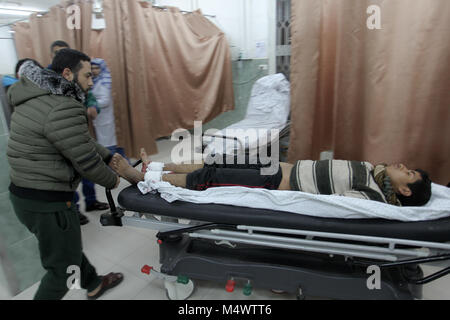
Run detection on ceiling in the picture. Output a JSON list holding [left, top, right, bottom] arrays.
[[0, 0, 62, 26]]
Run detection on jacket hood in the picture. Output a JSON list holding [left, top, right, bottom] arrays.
[[9, 60, 86, 106]]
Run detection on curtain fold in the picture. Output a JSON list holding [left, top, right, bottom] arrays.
[[102, 0, 234, 157], [289, 0, 450, 185], [13, 0, 92, 67]]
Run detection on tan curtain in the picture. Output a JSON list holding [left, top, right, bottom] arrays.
[[289, 0, 450, 185], [90, 30, 106, 58], [13, 0, 92, 66], [102, 0, 234, 157]]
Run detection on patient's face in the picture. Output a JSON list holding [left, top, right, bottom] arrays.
[[386, 164, 422, 195]]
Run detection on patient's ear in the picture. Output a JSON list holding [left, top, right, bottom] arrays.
[[398, 186, 412, 197]]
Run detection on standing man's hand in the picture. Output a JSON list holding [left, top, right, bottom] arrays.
[[112, 176, 121, 189], [87, 107, 98, 120]]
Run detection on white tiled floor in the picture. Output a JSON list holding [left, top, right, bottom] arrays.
[[11, 138, 450, 300]]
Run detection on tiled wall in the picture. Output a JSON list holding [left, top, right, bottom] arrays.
[[0, 98, 45, 297], [203, 59, 269, 131]]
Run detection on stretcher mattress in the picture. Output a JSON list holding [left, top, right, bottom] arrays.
[[118, 186, 450, 243]]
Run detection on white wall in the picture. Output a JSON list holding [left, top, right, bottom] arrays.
[[0, 26, 18, 75]]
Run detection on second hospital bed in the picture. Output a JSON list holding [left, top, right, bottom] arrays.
[[200, 73, 291, 159], [100, 175, 450, 300]]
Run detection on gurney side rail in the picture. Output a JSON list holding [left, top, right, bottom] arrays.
[[237, 226, 450, 252], [187, 225, 450, 262]]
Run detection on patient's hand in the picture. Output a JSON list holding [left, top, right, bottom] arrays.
[[140, 148, 151, 165]]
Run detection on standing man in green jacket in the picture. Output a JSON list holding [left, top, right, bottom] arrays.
[[50, 40, 110, 226], [7, 49, 124, 300]]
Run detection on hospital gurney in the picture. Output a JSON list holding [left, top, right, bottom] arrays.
[[100, 167, 450, 300]]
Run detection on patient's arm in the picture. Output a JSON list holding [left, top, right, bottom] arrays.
[[111, 153, 189, 188], [139, 147, 204, 173], [335, 190, 388, 204], [165, 163, 204, 173]]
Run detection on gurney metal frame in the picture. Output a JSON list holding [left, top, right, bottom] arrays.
[[100, 161, 450, 300]]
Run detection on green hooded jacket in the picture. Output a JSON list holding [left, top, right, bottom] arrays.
[[7, 61, 117, 202]]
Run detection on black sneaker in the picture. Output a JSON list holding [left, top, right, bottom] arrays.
[[85, 201, 110, 212]]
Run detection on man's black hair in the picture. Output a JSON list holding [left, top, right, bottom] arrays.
[[50, 48, 91, 75], [397, 169, 432, 207], [50, 40, 70, 51], [15, 59, 43, 76]]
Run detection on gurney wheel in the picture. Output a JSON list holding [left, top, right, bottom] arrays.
[[164, 279, 195, 300]]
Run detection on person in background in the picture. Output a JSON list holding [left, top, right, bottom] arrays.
[[2, 59, 44, 119], [2, 59, 41, 92], [90, 58, 126, 158], [7, 49, 124, 300], [2, 74, 18, 90], [50, 41, 110, 225], [50, 40, 70, 60]]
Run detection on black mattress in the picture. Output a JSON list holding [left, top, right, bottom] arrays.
[[118, 186, 450, 242]]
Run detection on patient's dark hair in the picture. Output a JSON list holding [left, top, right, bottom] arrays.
[[51, 49, 91, 75], [397, 169, 432, 207]]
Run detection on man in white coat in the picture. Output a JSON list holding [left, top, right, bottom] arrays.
[[90, 58, 122, 155]]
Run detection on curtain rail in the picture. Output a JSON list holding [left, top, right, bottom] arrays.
[[0, 3, 215, 28], [151, 5, 216, 18]]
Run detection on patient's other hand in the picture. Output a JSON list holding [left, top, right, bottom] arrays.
[[140, 148, 151, 173]]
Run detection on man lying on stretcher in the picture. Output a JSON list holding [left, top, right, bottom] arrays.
[[110, 149, 432, 207]]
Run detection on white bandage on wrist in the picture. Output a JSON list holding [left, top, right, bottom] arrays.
[[147, 162, 165, 172], [144, 170, 163, 183]]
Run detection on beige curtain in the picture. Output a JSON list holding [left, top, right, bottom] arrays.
[[102, 0, 234, 157], [13, 0, 93, 66], [289, 0, 450, 185]]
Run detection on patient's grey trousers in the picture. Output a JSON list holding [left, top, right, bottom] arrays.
[[187, 159, 283, 191]]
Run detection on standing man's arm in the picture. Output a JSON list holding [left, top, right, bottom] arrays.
[[44, 102, 119, 189]]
